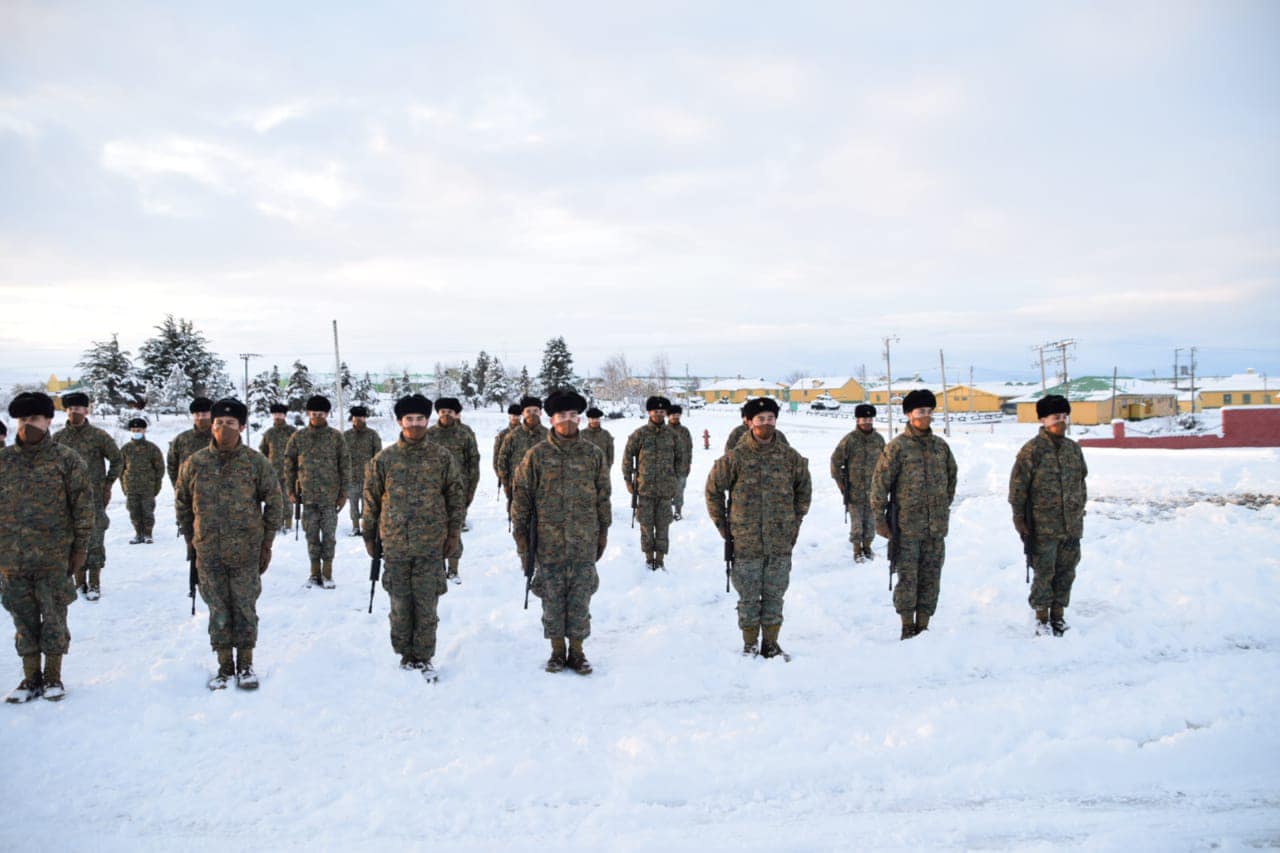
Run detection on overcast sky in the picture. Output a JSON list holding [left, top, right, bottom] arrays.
[[2, 1, 1277, 388]]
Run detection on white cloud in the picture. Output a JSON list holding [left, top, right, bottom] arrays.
[[862, 77, 969, 122], [241, 101, 311, 133], [810, 137, 938, 217], [628, 106, 714, 145]]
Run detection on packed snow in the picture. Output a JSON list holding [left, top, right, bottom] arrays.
[[2, 407, 1277, 850]]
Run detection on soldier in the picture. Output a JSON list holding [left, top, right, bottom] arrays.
[[492, 403, 522, 488], [363, 394, 464, 678], [706, 398, 811, 659], [53, 391, 121, 600], [167, 397, 214, 487], [175, 399, 282, 690], [1009, 394, 1088, 637], [667, 404, 693, 520], [830, 404, 886, 564], [258, 403, 296, 535], [284, 395, 351, 588], [510, 388, 610, 675], [496, 396, 549, 502], [426, 397, 479, 583], [343, 405, 383, 536], [0, 392, 94, 702], [870, 389, 958, 640], [120, 417, 165, 543], [0, 420, 7, 448], [725, 413, 790, 452], [622, 396, 687, 570], [581, 407, 614, 470]]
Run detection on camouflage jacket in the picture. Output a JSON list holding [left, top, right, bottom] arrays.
[[0, 433, 95, 575], [725, 423, 789, 453], [175, 441, 283, 568], [669, 423, 693, 477], [426, 421, 479, 503], [344, 426, 384, 486], [120, 438, 165, 497], [497, 422, 549, 490], [581, 425, 615, 469], [492, 425, 516, 478], [362, 435, 464, 561], [622, 422, 687, 498], [53, 420, 121, 488], [168, 425, 213, 486], [869, 424, 958, 539], [284, 424, 352, 505], [257, 424, 297, 478], [705, 433, 812, 559], [511, 431, 610, 567], [1008, 427, 1088, 540], [830, 428, 886, 504]]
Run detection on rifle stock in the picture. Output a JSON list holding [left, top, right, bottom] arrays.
[[1022, 493, 1035, 585], [522, 505, 537, 610], [294, 498, 302, 540], [368, 539, 382, 614], [723, 493, 733, 593], [187, 543, 197, 616], [885, 494, 900, 591]]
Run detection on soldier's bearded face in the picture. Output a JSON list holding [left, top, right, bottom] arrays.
[[193, 412, 212, 429], [65, 405, 88, 425], [750, 412, 777, 442], [400, 414, 428, 441], [550, 410, 580, 437], [307, 410, 328, 427], [17, 415, 51, 443], [857, 417, 875, 433], [908, 407, 933, 430], [522, 407, 542, 426], [271, 413, 286, 426], [437, 410, 457, 426], [648, 409, 666, 425], [211, 416, 242, 448], [1042, 413, 1068, 436]]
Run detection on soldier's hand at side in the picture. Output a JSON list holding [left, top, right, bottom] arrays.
[[596, 532, 607, 561], [365, 538, 377, 558], [68, 550, 87, 577], [444, 531, 461, 559], [1013, 517, 1030, 540], [336, 495, 347, 512], [513, 536, 529, 556], [258, 545, 272, 575], [875, 519, 891, 540], [102, 485, 112, 508]]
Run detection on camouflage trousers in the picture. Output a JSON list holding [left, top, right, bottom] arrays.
[[347, 486, 364, 530], [276, 474, 291, 531], [636, 495, 673, 554], [86, 505, 109, 573], [532, 561, 599, 640], [126, 492, 156, 536], [672, 476, 688, 515], [1029, 537, 1080, 610], [382, 557, 447, 661], [732, 555, 792, 629], [197, 560, 261, 651], [302, 503, 338, 560], [2, 570, 75, 656], [847, 500, 875, 544], [893, 535, 946, 616]]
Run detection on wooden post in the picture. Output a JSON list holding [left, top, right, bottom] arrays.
[[939, 349, 951, 437], [333, 320, 345, 434]]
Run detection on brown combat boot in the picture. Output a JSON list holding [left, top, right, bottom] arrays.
[[760, 624, 786, 659], [853, 543, 865, 564], [87, 568, 101, 600], [644, 550, 655, 570], [915, 612, 930, 634], [545, 638, 567, 673], [446, 557, 459, 581], [74, 569, 88, 595], [741, 626, 760, 656], [42, 654, 65, 701], [1050, 604, 1068, 637], [5, 654, 43, 704], [653, 552, 665, 570], [321, 559, 335, 589], [1035, 607, 1050, 635], [862, 542, 875, 561], [900, 612, 916, 640], [567, 638, 592, 675], [209, 649, 234, 690], [309, 559, 322, 587], [235, 648, 258, 690]]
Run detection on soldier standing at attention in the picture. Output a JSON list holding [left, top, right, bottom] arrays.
[[167, 397, 214, 488], [1009, 394, 1087, 636], [343, 405, 382, 536], [1, 392, 93, 702], [830, 404, 886, 563], [706, 398, 811, 659], [493, 403, 522, 488], [581, 407, 614, 470], [725, 412, 789, 452], [426, 397, 479, 583], [622, 396, 686, 570], [510, 389, 610, 675], [0, 421, 7, 447], [284, 395, 351, 589], [54, 392, 120, 600], [175, 399, 282, 690], [667, 404, 693, 521], [363, 394, 464, 678], [120, 417, 165, 544], [496, 396, 548, 502], [870, 389, 958, 640], [258, 403, 296, 535]]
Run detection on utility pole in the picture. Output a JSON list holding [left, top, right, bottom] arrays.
[[1189, 346, 1198, 415], [883, 335, 899, 436], [968, 365, 975, 415], [332, 321, 346, 434], [1031, 344, 1048, 392], [938, 349, 951, 436], [1110, 367, 1119, 422], [238, 353, 261, 440], [1173, 348, 1182, 387]]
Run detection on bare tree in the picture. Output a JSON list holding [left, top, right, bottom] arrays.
[[599, 353, 633, 402], [782, 369, 808, 386], [648, 353, 671, 397]]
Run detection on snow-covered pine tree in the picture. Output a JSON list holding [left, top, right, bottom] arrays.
[[538, 337, 575, 395], [473, 351, 491, 402], [248, 367, 284, 418], [76, 334, 138, 410], [159, 364, 194, 413], [519, 365, 532, 396], [485, 359, 511, 409], [352, 371, 380, 416], [286, 361, 313, 411], [459, 362, 479, 408], [137, 315, 227, 396]]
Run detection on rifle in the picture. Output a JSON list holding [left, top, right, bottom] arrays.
[[885, 493, 900, 591], [506, 489, 512, 533], [187, 541, 198, 616], [294, 497, 302, 540], [367, 538, 382, 614], [522, 503, 537, 610], [1022, 493, 1035, 585], [724, 494, 733, 593]]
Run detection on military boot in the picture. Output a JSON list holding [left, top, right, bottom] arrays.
[[853, 544, 865, 565], [741, 626, 760, 656], [915, 612, 930, 635], [308, 559, 322, 587], [5, 654, 43, 703], [208, 649, 234, 690], [144, 529, 154, 544], [75, 569, 88, 597], [235, 647, 258, 690], [761, 624, 786, 659], [566, 638, 592, 675], [86, 569, 101, 601], [41, 654, 65, 701], [861, 542, 875, 561], [321, 559, 335, 590], [1035, 607, 1051, 636], [129, 532, 144, 545], [1050, 604, 1068, 637], [446, 557, 460, 584], [545, 638, 567, 673], [900, 612, 916, 640], [644, 550, 655, 571], [653, 552, 665, 571]]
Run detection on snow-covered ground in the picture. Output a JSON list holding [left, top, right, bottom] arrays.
[[2, 408, 1278, 850]]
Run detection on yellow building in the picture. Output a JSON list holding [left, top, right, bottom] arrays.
[[788, 376, 865, 403], [46, 375, 80, 411], [695, 379, 787, 405], [1015, 378, 1177, 425], [1179, 371, 1276, 412], [864, 381, 931, 407], [939, 383, 1034, 414]]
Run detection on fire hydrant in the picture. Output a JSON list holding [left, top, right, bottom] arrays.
[[702, 429, 710, 450]]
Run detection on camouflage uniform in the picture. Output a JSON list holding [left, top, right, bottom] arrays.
[[869, 424, 958, 619], [53, 420, 121, 587], [168, 425, 213, 487], [363, 436, 464, 664], [175, 442, 282, 652], [0, 434, 93, 659], [427, 421, 479, 509], [492, 425, 516, 481], [497, 423, 549, 496], [706, 433, 812, 631], [581, 425, 615, 470], [283, 424, 352, 565], [120, 437, 165, 537], [622, 422, 687, 559], [830, 428, 886, 551], [1009, 427, 1088, 613], [510, 431, 610, 641], [725, 423, 789, 453], [343, 425, 383, 531], [669, 422, 694, 517], [258, 423, 296, 532]]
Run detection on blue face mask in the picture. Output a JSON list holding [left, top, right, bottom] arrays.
[[131, 432, 144, 441]]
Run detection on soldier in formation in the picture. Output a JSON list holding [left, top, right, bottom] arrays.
[[168, 397, 214, 488], [667, 404, 693, 520], [870, 389, 958, 640], [54, 392, 120, 600], [363, 394, 464, 678], [426, 397, 479, 582], [258, 403, 296, 535], [830, 404, 885, 563], [510, 389, 610, 675], [175, 399, 282, 690], [120, 417, 165, 544], [343, 405, 382, 536], [1009, 394, 1087, 636], [725, 412, 789, 452], [0, 420, 7, 447], [492, 403, 521, 490], [284, 395, 351, 588], [496, 396, 548, 508], [581, 407, 614, 470], [1, 392, 93, 702], [622, 396, 686, 570], [706, 398, 811, 659]]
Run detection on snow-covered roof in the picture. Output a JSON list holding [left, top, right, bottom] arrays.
[[950, 382, 1038, 399], [789, 376, 856, 391], [863, 379, 932, 393], [1190, 372, 1275, 392], [1012, 377, 1178, 403], [696, 378, 786, 393]]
